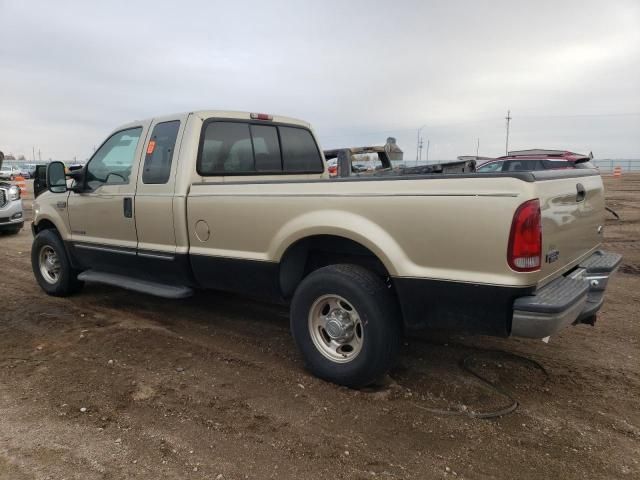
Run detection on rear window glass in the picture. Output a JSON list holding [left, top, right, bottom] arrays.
[[251, 125, 281, 171], [542, 160, 574, 169], [200, 122, 254, 173], [143, 120, 180, 184], [198, 122, 323, 175], [574, 160, 594, 169], [279, 127, 323, 172], [503, 160, 547, 172]]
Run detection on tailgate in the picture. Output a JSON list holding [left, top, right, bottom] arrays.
[[534, 171, 605, 285]]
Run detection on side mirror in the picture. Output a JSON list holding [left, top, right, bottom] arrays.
[[67, 167, 87, 193], [47, 161, 68, 193]]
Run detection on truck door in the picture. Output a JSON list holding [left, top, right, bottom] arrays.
[[134, 117, 190, 284], [67, 125, 147, 271]]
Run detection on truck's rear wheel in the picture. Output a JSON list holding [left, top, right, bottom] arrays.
[[290, 264, 401, 388], [31, 229, 83, 296]]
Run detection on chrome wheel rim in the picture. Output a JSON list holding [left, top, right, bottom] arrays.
[[39, 245, 61, 284], [308, 294, 364, 363]]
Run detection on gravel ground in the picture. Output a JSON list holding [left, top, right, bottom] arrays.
[[0, 175, 638, 479]]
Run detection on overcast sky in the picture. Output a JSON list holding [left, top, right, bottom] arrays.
[[1, 0, 639, 161]]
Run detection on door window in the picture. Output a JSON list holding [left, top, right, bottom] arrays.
[[86, 127, 142, 190], [142, 121, 180, 184]]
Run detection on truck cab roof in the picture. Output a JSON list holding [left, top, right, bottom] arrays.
[[115, 110, 311, 132]]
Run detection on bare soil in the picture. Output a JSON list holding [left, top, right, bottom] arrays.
[[0, 176, 638, 479]]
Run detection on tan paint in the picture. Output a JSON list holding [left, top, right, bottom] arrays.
[[134, 114, 189, 254]]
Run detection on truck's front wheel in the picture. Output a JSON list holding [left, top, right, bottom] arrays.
[[31, 229, 83, 296], [290, 264, 401, 388]]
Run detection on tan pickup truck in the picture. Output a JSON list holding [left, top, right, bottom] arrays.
[[31, 110, 621, 387]]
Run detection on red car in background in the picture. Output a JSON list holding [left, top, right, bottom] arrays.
[[477, 149, 594, 173]]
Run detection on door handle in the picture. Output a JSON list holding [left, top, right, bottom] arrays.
[[123, 197, 133, 218], [576, 183, 586, 202]]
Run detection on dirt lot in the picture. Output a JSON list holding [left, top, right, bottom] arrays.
[[0, 176, 638, 480]]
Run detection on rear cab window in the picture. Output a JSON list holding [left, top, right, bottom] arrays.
[[197, 120, 324, 176]]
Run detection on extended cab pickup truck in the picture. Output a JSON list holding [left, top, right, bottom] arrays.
[[32, 110, 621, 387]]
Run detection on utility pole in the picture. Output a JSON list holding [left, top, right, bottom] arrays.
[[426, 139, 430, 163], [32, 146, 36, 162], [505, 110, 512, 155], [416, 125, 426, 165], [38, 149, 41, 161], [476, 138, 480, 157], [418, 138, 424, 162]]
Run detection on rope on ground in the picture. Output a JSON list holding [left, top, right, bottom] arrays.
[[605, 206, 620, 220], [410, 347, 549, 419]]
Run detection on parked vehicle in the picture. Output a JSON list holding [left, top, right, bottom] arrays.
[[477, 149, 593, 173], [31, 111, 621, 387], [0, 154, 24, 234], [324, 140, 474, 178], [326, 158, 338, 177], [0, 165, 19, 180], [22, 164, 38, 178]]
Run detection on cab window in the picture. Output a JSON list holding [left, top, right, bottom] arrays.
[[197, 121, 323, 175], [86, 127, 142, 190], [200, 122, 253, 173], [142, 121, 180, 184], [280, 126, 323, 172], [251, 125, 281, 171]]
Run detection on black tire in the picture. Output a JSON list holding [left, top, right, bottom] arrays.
[[31, 229, 84, 296], [290, 264, 402, 388]]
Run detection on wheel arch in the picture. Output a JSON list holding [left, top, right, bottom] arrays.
[[278, 233, 393, 299], [33, 218, 59, 234]]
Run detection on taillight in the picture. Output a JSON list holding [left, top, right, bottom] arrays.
[[508, 199, 542, 272]]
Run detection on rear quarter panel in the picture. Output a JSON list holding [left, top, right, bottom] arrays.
[[186, 176, 536, 286]]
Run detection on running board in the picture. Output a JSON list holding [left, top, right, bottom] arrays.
[[77, 271, 193, 299]]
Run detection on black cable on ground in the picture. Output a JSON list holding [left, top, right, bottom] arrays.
[[410, 347, 549, 419], [605, 206, 620, 220]]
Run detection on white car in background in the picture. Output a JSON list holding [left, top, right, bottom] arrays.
[[0, 165, 19, 180]]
